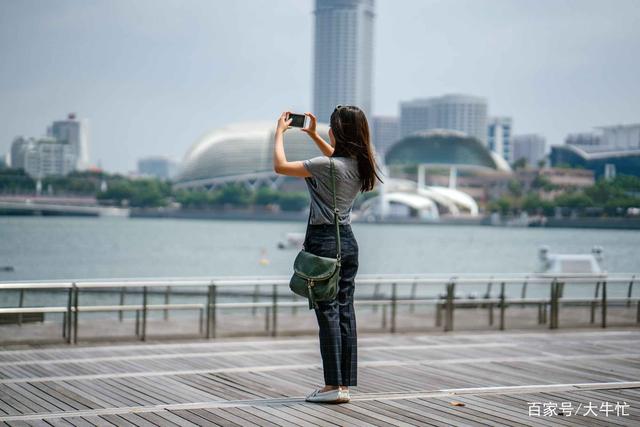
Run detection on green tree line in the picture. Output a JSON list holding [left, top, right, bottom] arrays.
[[487, 175, 640, 217]]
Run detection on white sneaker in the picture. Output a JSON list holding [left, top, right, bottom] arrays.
[[305, 388, 349, 403]]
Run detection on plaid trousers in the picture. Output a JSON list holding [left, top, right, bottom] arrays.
[[303, 223, 359, 387]]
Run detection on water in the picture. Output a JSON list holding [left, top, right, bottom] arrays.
[[1, 216, 639, 282]]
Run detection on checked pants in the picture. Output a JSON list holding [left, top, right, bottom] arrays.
[[303, 223, 359, 387]]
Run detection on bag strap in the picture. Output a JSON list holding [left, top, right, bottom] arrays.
[[329, 157, 341, 261]]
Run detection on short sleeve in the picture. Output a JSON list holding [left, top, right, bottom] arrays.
[[303, 156, 330, 179]]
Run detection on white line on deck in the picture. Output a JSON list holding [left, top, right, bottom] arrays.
[[1, 329, 637, 357], [1, 380, 638, 422], [1, 351, 638, 384], [0, 342, 517, 367]]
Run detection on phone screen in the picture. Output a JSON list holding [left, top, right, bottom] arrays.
[[289, 113, 306, 128]]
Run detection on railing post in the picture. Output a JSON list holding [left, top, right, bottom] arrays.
[[483, 278, 493, 299], [549, 279, 557, 330], [444, 282, 454, 332], [119, 287, 126, 322], [206, 282, 217, 339], [252, 285, 259, 316], [373, 282, 380, 313], [521, 276, 528, 301], [17, 288, 24, 326], [601, 280, 607, 329], [135, 310, 140, 336], [72, 283, 79, 344], [537, 303, 543, 324], [591, 281, 600, 324], [499, 282, 505, 331], [381, 305, 387, 329], [141, 286, 148, 341], [164, 286, 171, 321], [271, 284, 277, 337], [488, 302, 494, 326], [627, 276, 635, 308], [410, 279, 417, 313], [199, 308, 204, 335], [390, 282, 397, 333], [65, 286, 73, 343]]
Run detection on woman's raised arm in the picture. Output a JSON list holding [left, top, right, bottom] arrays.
[[273, 111, 312, 178]]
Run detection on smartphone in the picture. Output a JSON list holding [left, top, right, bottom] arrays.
[[288, 113, 308, 128]]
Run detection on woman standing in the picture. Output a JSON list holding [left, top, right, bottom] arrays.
[[273, 106, 383, 404]]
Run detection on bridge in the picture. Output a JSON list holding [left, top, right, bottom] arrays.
[[0, 195, 129, 217]]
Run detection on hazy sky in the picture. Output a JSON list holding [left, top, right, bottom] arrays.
[[1, 0, 639, 173]]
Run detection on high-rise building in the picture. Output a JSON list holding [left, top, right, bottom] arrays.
[[138, 156, 178, 180], [24, 138, 77, 178], [10, 136, 31, 170], [371, 116, 399, 160], [48, 113, 89, 169], [313, 0, 375, 123], [487, 117, 513, 162], [11, 136, 77, 178], [399, 94, 488, 145], [512, 134, 546, 167]]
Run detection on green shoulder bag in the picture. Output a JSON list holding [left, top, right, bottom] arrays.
[[289, 157, 341, 310]]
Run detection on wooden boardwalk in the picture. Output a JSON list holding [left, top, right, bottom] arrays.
[[0, 329, 638, 426]]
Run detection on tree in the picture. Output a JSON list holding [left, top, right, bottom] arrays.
[[507, 179, 523, 197], [254, 187, 280, 206], [278, 192, 309, 211], [512, 157, 527, 170]]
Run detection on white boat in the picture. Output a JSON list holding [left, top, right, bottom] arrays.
[[537, 245, 605, 274], [277, 232, 305, 250]]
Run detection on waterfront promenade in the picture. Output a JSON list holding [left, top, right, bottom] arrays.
[[0, 329, 638, 426]]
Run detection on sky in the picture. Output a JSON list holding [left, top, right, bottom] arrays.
[[1, 0, 639, 173]]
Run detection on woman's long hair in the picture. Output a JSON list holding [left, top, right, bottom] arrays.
[[330, 105, 384, 192]]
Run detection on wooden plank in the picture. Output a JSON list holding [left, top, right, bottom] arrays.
[[147, 411, 201, 427], [168, 409, 230, 427], [353, 400, 443, 427]]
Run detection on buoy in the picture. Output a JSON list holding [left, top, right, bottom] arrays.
[[259, 248, 270, 265]]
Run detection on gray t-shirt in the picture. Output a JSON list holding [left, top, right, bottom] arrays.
[[303, 155, 361, 225]]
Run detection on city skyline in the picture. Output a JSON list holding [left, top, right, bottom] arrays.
[[1, 0, 639, 173]]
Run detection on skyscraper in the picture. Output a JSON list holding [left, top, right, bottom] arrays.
[[399, 94, 488, 145], [371, 116, 400, 160], [48, 113, 89, 169], [313, 0, 375, 123], [487, 117, 513, 162]]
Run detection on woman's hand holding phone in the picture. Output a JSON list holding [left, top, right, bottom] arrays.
[[301, 112, 318, 137], [276, 111, 293, 134]]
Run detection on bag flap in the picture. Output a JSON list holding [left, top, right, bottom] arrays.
[[293, 250, 339, 280]]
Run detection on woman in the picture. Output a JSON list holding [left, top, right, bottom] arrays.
[[273, 105, 383, 403]]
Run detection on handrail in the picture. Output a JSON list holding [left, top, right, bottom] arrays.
[[0, 272, 631, 290], [1, 273, 638, 344]]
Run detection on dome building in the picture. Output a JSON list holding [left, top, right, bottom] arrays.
[[174, 122, 331, 190], [357, 129, 512, 220]]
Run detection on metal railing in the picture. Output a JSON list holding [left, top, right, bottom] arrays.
[[0, 273, 637, 344]]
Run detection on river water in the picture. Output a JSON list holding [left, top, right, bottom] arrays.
[[1, 216, 638, 281], [1, 215, 639, 312]]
